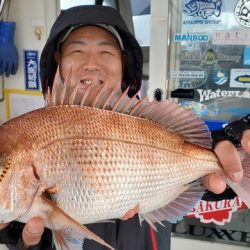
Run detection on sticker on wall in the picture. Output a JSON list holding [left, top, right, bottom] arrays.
[[243, 47, 250, 66], [201, 48, 218, 66], [170, 65, 207, 89], [235, 0, 250, 28], [180, 101, 208, 117], [230, 68, 250, 88], [196, 88, 250, 102], [212, 69, 228, 85], [182, 0, 222, 25], [24, 50, 39, 90], [212, 30, 250, 45], [3, 89, 44, 120], [174, 32, 209, 47], [187, 196, 246, 225], [180, 49, 241, 63]]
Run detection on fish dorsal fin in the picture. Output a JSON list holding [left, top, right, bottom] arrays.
[[45, 66, 212, 148]]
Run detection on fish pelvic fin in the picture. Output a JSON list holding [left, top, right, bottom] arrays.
[[140, 182, 204, 228], [45, 66, 212, 149], [40, 195, 115, 250], [226, 151, 250, 208]]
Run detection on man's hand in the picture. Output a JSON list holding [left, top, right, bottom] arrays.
[[203, 129, 250, 194], [0, 217, 44, 249], [22, 217, 45, 249]]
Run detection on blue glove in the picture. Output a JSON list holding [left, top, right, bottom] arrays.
[[0, 21, 19, 77]]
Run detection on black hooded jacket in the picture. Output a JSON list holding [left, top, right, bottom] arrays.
[[40, 5, 143, 97]]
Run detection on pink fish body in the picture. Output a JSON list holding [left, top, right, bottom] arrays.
[[0, 68, 249, 250]]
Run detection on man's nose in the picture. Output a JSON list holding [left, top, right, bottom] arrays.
[[83, 54, 100, 71]]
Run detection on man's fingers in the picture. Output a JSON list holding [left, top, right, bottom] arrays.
[[202, 174, 226, 194], [22, 217, 44, 248], [242, 129, 250, 154], [0, 223, 10, 230], [214, 140, 243, 183]]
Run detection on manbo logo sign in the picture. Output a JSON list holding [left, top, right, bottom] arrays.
[[174, 32, 209, 47]]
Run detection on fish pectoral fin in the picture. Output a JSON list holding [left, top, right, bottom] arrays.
[[120, 204, 140, 220], [41, 196, 115, 250], [46, 184, 59, 194], [140, 182, 204, 228]]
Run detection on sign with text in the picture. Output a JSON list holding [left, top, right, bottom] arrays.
[[24, 50, 40, 90]]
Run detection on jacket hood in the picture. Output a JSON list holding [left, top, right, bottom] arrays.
[[40, 5, 143, 97]]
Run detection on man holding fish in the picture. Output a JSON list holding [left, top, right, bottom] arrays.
[[0, 4, 250, 250]]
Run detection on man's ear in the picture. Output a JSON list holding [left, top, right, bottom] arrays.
[[54, 51, 61, 64]]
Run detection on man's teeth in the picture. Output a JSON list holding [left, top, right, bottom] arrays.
[[83, 80, 92, 85], [81, 80, 102, 85]]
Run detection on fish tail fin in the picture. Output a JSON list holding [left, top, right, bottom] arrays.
[[40, 196, 115, 250], [226, 151, 250, 208]]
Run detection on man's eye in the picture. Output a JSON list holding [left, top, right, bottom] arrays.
[[102, 50, 112, 55], [72, 50, 82, 53]]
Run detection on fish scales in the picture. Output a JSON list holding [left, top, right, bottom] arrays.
[[2, 105, 216, 160], [35, 138, 217, 224], [11, 105, 218, 224], [2, 106, 218, 220], [1, 72, 250, 249]]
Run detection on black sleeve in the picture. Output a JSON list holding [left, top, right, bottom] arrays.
[[202, 114, 250, 201], [211, 114, 250, 148], [0, 222, 54, 250]]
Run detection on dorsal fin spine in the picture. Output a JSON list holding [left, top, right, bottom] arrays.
[[112, 86, 129, 111], [151, 102, 168, 122], [45, 66, 212, 149], [80, 84, 92, 106], [69, 81, 80, 105], [143, 102, 159, 119], [91, 82, 107, 107], [102, 82, 121, 110], [51, 67, 61, 106], [121, 92, 138, 114], [129, 97, 148, 116], [46, 87, 51, 106], [59, 66, 72, 105], [157, 103, 177, 124]]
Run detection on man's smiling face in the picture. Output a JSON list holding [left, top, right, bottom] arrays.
[[55, 25, 124, 89]]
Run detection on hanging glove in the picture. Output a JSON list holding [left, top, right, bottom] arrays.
[[0, 21, 19, 77]]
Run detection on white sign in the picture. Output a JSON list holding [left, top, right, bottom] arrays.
[[230, 68, 250, 88], [212, 30, 250, 45]]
